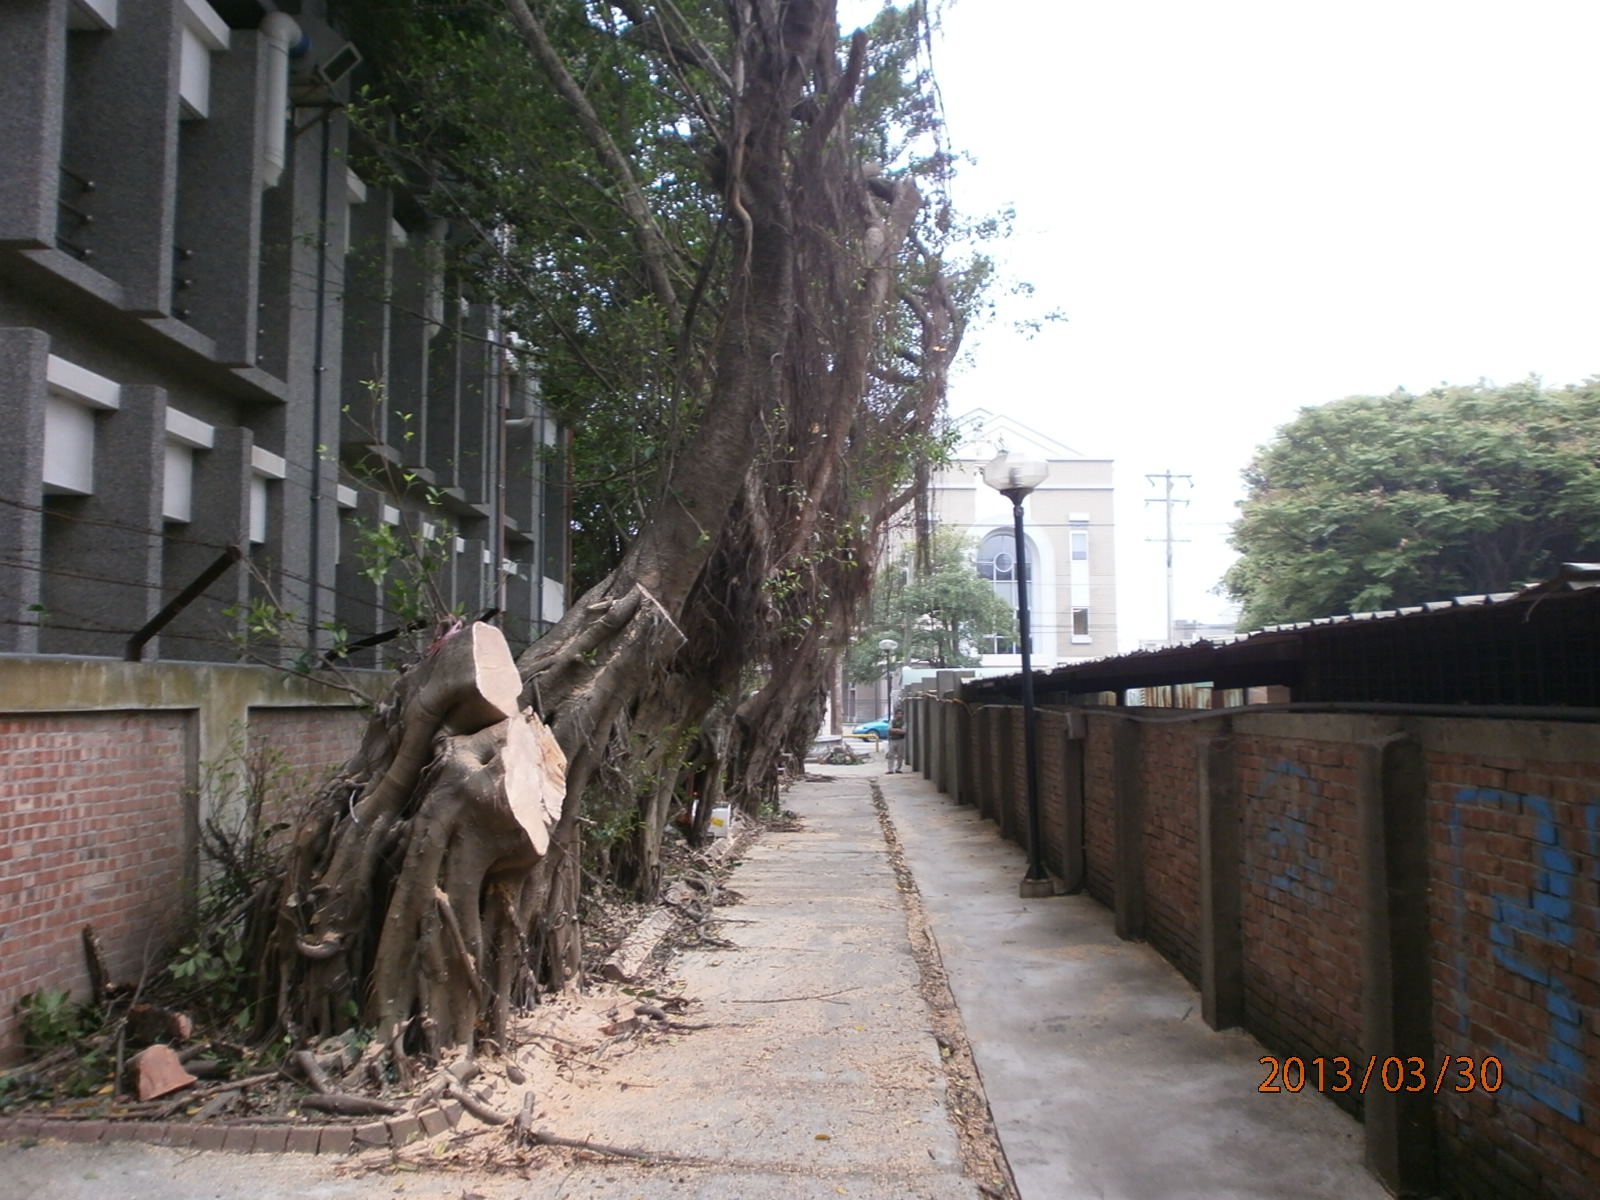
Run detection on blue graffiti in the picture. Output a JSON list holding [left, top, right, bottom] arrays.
[[1255, 760, 1334, 902], [1450, 788, 1596, 1124]]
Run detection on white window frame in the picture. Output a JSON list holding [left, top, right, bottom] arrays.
[[42, 356, 121, 496], [249, 446, 286, 544], [68, 0, 117, 31], [162, 408, 214, 522], [1072, 607, 1091, 642], [178, 0, 230, 121]]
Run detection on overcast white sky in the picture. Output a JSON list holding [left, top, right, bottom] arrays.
[[856, 0, 1600, 649]]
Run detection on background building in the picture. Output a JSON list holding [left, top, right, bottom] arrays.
[[0, 0, 566, 666], [930, 408, 1117, 669], [0, 0, 571, 1068], [839, 409, 1116, 727]]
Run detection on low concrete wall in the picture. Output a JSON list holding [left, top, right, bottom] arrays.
[[921, 696, 1599, 1200], [0, 656, 374, 1065]]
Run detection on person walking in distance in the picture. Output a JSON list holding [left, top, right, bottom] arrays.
[[885, 709, 905, 774]]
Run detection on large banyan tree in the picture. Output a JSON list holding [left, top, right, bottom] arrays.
[[257, 0, 978, 1063]]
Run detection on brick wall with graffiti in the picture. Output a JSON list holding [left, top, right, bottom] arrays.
[[1234, 733, 1367, 1112], [1427, 751, 1600, 1200], [948, 703, 1597, 1199]]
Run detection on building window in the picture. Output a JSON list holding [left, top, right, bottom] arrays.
[[178, 0, 231, 121], [976, 529, 1031, 655], [250, 446, 286, 545], [1072, 607, 1091, 642], [42, 356, 121, 496], [163, 409, 214, 522], [1069, 515, 1091, 642]]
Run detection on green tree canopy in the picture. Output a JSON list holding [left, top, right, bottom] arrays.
[[1223, 378, 1600, 630], [851, 527, 1015, 680]]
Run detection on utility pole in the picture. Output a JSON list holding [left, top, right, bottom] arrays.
[[1146, 470, 1192, 644]]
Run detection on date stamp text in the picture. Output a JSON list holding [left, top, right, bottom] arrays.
[[1259, 1055, 1503, 1094]]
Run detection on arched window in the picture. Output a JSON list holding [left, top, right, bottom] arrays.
[[976, 529, 1031, 655]]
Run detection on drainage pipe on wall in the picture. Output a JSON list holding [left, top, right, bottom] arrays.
[[260, 12, 303, 188]]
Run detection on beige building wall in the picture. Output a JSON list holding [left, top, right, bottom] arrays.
[[927, 411, 1117, 667]]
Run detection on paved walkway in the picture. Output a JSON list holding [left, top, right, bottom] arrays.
[[0, 764, 1389, 1199], [880, 764, 1388, 1200]]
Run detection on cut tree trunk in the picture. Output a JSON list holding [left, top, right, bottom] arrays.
[[249, 0, 945, 1057], [263, 623, 565, 1061]]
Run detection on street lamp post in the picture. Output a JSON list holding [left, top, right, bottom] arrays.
[[878, 637, 898, 720], [983, 450, 1053, 898]]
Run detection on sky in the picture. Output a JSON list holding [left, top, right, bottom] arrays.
[[854, 0, 1600, 650]]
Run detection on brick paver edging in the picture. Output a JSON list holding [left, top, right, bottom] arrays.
[[0, 1099, 464, 1155]]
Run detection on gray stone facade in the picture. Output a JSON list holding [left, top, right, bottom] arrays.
[[0, 0, 566, 663]]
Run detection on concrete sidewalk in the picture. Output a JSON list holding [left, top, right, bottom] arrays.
[[880, 765, 1390, 1200], [0, 771, 970, 1200], [0, 765, 1390, 1200]]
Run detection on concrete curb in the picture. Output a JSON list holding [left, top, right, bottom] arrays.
[[0, 1098, 465, 1155]]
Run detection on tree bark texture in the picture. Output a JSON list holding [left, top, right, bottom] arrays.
[[262, 623, 565, 1060], [255, 0, 960, 1059]]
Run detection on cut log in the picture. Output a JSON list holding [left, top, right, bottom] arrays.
[[427, 621, 525, 736], [366, 710, 570, 1047], [511, 1091, 538, 1147], [599, 908, 680, 983], [352, 622, 527, 828], [501, 713, 567, 857]]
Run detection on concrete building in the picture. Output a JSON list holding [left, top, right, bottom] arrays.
[[929, 409, 1117, 669], [0, 0, 566, 666]]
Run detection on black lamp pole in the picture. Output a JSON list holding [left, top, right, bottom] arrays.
[[1005, 488, 1047, 890], [878, 637, 898, 721], [983, 449, 1051, 898]]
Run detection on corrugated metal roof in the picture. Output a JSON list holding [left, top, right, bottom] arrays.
[[963, 564, 1600, 708]]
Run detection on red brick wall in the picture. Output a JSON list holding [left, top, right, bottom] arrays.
[[1083, 719, 1116, 907], [979, 706, 1005, 827], [0, 713, 192, 1066], [246, 707, 366, 780], [1038, 712, 1071, 880], [959, 705, 977, 805], [243, 707, 366, 827], [0, 706, 364, 1068], [1426, 752, 1600, 1200], [1140, 724, 1202, 987], [999, 706, 1023, 843], [1236, 734, 1365, 1090], [936, 704, 1600, 1195]]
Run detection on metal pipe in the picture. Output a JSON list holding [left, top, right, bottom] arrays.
[[125, 546, 243, 661], [307, 108, 332, 647], [259, 14, 302, 189]]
